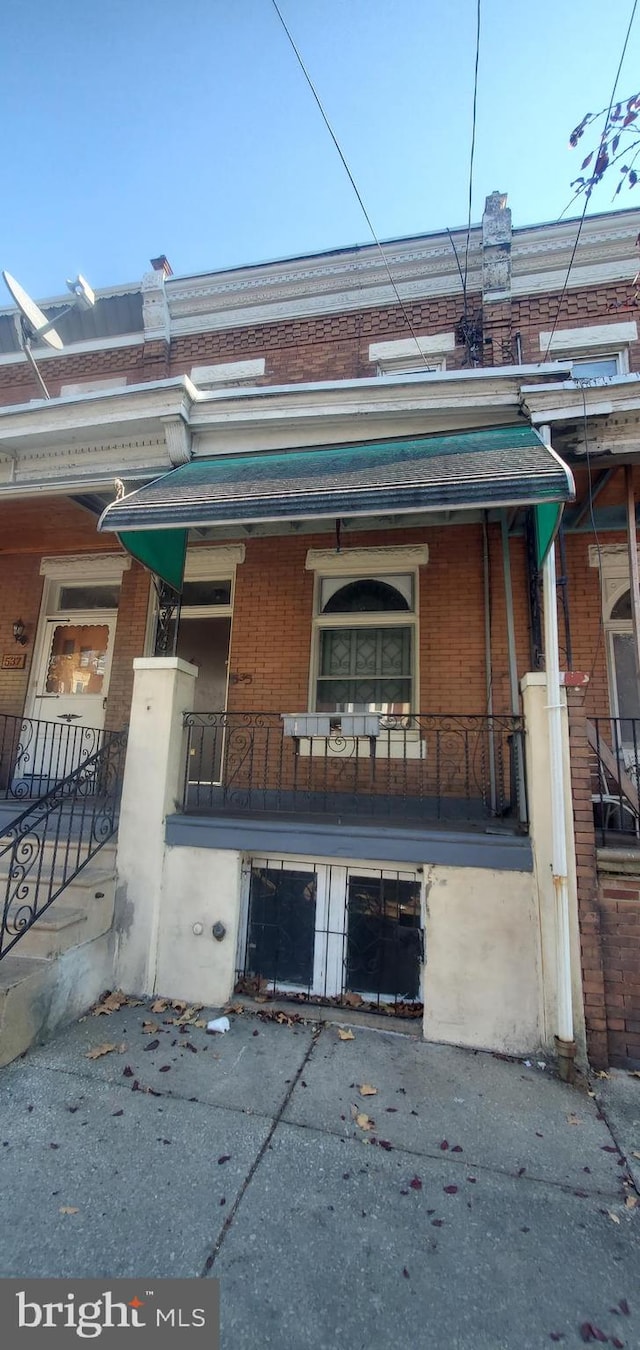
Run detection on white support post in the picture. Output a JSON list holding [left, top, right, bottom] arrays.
[[540, 423, 575, 1068]]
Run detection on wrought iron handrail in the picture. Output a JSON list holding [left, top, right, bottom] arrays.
[[590, 717, 640, 846], [182, 711, 527, 828], [0, 729, 127, 960], [0, 712, 110, 801]]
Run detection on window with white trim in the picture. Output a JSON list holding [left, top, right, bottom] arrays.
[[368, 333, 454, 376], [606, 585, 640, 728], [313, 573, 417, 715]]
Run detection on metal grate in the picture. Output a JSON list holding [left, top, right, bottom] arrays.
[[183, 710, 527, 829], [236, 859, 423, 1016]]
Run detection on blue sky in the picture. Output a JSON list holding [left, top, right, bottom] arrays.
[[1, 0, 639, 297]]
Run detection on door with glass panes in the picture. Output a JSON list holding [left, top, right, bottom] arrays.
[[239, 860, 423, 1005], [23, 578, 119, 791]]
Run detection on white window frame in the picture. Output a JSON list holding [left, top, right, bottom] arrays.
[[539, 321, 637, 381], [238, 855, 423, 1004], [368, 332, 455, 377], [310, 571, 420, 716], [589, 545, 640, 730]]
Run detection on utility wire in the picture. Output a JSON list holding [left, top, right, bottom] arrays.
[[462, 0, 482, 308], [269, 0, 436, 372], [543, 0, 639, 361]]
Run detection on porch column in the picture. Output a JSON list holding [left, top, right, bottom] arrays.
[[114, 657, 197, 994], [521, 673, 586, 1065]]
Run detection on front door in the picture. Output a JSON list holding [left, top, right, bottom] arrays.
[[24, 614, 116, 789]]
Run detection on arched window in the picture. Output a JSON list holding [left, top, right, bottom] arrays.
[[606, 586, 640, 726], [315, 573, 416, 714]]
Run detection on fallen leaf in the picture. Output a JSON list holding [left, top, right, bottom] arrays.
[[359, 1084, 377, 1097], [567, 1113, 581, 1126], [451, 1144, 463, 1153], [143, 1039, 160, 1052], [440, 1140, 449, 1151], [443, 1185, 458, 1195], [608, 1211, 621, 1224], [628, 1070, 640, 1079], [93, 991, 127, 1016], [151, 999, 168, 1013], [355, 1113, 374, 1131], [409, 1176, 422, 1191], [402, 1267, 410, 1279], [122, 1066, 134, 1078], [377, 1139, 393, 1151], [625, 1195, 638, 1209], [344, 992, 364, 1008], [611, 1338, 625, 1349], [85, 1043, 116, 1060], [112, 1109, 124, 1117], [194, 1020, 207, 1029], [159, 1065, 171, 1073], [595, 1070, 610, 1079], [172, 1000, 187, 1013], [338, 1029, 355, 1041], [632, 1151, 640, 1160], [218, 1155, 231, 1165], [59, 1206, 79, 1215], [142, 1021, 159, 1034]]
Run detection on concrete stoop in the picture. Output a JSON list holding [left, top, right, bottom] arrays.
[[0, 849, 117, 1067]]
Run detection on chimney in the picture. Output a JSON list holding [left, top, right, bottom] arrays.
[[150, 255, 173, 279], [482, 192, 511, 300]]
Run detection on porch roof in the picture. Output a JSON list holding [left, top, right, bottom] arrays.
[[98, 424, 574, 589]]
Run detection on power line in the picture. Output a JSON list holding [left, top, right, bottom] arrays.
[[462, 0, 482, 308], [543, 0, 639, 361], [269, 0, 437, 373]]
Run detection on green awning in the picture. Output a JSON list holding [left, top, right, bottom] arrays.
[[99, 426, 575, 589], [118, 528, 187, 592]]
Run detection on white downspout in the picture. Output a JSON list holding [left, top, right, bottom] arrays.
[[539, 424, 575, 1075]]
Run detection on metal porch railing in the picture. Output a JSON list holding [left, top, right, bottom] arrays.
[[589, 717, 640, 846], [0, 713, 112, 801], [182, 711, 527, 829], [0, 730, 127, 960]]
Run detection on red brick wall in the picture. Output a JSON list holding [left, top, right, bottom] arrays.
[[598, 876, 640, 1067], [567, 691, 608, 1067], [225, 522, 530, 717], [0, 497, 149, 729]]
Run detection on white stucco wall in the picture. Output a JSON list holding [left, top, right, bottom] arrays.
[[155, 846, 242, 1006], [422, 865, 543, 1054]]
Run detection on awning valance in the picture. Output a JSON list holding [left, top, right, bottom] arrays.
[[98, 426, 574, 588]]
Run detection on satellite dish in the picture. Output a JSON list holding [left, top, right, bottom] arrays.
[[2, 271, 63, 350]]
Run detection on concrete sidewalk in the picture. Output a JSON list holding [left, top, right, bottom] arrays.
[[0, 998, 639, 1349]]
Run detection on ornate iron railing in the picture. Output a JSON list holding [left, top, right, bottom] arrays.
[[183, 711, 527, 828], [590, 717, 640, 846], [0, 713, 111, 801], [0, 730, 127, 960]]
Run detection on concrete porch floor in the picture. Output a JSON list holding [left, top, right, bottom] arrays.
[[0, 1002, 639, 1349]]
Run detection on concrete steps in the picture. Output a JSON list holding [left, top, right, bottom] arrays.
[[0, 844, 118, 1065]]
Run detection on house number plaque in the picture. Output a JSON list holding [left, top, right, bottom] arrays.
[[1, 652, 26, 670]]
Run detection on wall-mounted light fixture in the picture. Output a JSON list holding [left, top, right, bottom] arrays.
[[12, 619, 27, 646]]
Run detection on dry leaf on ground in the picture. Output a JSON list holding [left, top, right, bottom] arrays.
[[59, 1206, 79, 1215], [355, 1112, 374, 1131], [567, 1113, 581, 1126], [142, 1021, 159, 1034], [93, 992, 127, 1016], [632, 1150, 640, 1160], [338, 1029, 355, 1041], [607, 1211, 621, 1224], [151, 999, 169, 1013], [85, 1043, 117, 1060], [359, 1084, 377, 1097], [625, 1195, 638, 1209]]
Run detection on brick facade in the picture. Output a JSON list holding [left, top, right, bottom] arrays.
[[598, 876, 640, 1067]]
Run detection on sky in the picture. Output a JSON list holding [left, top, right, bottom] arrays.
[[1, 0, 640, 299]]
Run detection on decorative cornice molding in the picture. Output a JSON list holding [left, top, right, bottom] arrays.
[[305, 544, 429, 573], [162, 415, 192, 466], [40, 553, 131, 578], [185, 544, 246, 579]]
